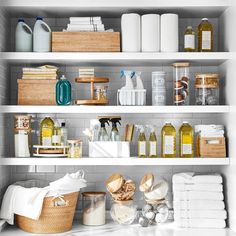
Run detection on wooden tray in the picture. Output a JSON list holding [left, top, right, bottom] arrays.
[[75, 99, 108, 105], [75, 77, 109, 83]]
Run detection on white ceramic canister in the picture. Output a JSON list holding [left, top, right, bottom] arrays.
[[33, 17, 52, 52], [15, 19, 33, 52]]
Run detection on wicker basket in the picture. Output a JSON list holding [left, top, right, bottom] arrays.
[[16, 192, 79, 234]]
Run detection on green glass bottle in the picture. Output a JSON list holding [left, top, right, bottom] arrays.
[[56, 75, 71, 105]]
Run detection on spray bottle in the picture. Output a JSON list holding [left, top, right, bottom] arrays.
[[98, 117, 110, 141], [136, 125, 146, 158], [135, 71, 144, 89], [146, 125, 158, 157], [110, 117, 121, 141]]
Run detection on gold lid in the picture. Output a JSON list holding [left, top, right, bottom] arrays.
[[172, 62, 190, 67], [67, 139, 82, 144], [139, 173, 154, 192], [195, 73, 219, 88], [82, 191, 106, 197], [195, 73, 219, 79]]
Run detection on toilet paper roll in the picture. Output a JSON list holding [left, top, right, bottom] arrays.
[[121, 13, 141, 52], [142, 14, 160, 52], [161, 14, 179, 52]]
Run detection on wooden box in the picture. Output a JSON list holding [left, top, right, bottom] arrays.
[[197, 136, 226, 157], [17, 79, 57, 105], [52, 32, 120, 52]]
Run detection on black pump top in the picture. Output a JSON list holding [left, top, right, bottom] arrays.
[[36, 17, 43, 21], [110, 117, 121, 128], [99, 118, 110, 128], [18, 18, 24, 22]]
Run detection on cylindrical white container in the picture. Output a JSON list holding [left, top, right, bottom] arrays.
[[141, 14, 160, 52], [121, 13, 141, 52], [160, 14, 179, 52], [33, 17, 52, 52], [152, 71, 166, 106], [15, 19, 33, 52]]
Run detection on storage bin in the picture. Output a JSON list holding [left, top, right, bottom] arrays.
[[89, 141, 130, 158], [52, 32, 120, 52], [17, 79, 57, 105], [117, 89, 146, 106]]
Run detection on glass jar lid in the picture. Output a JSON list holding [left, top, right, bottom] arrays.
[[82, 192, 106, 197], [67, 139, 82, 144], [195, 73, 219, 88], [172, 62, 190, 68]]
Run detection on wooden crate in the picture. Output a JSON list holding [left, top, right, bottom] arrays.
[[52, 32, 120, 52], [197, 136, 226, 157], [17, 79, 57, 105]]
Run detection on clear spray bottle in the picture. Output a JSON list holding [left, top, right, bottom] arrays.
[[146, 125, 158, 158], [136, 125, 146, 158]]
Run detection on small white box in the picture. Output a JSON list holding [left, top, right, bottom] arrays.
[[89, 141, 130, 158]]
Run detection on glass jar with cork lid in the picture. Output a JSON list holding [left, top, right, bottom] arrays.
[[67, 139, 82, 158]]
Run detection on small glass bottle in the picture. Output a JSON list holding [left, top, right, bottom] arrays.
[[161, 122, 176, 158], [179, 122, 194, 158], [67, 140, 82, 158], [60, 122, 68, 146], [147, 125, 157, 158], [198, 18, 213, 52], [40, 116, 54, 146], [56, 75, 71, 105], [184, 26, 195, 52], [138, 126, 146, 158], [52, 126, 61, 146]]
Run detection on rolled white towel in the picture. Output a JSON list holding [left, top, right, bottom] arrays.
[[173, 183, 223, 192], [175, 219, 226, 229], [173, 172, 223, 184], [173, 191, 224, 201], [174, 209, 227, 220], [173, 200, 225, 210]]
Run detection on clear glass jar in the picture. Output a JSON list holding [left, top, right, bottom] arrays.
[[14, 115, 32, 157], [152, 71, 166, 106], [195, 73, 219, 105], [67, 140, 82, 158], [94, 85, 108, 101], [110, 200, 138, 225], [82, 192, 106, 226], [172, 62, 190, 105]]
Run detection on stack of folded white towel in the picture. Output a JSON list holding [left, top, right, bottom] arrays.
[[173, 172, 227, 228]]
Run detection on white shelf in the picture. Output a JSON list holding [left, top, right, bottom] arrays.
[[0, 157, 230, 166], [0, 105, 230, 114], [1, 52, 232, 66]]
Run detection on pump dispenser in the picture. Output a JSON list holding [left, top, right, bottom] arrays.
[[136, 125, 146, 157], [146, 125, 158, 157], [110, 117, 121, 141], [98, 117, 110, 141]]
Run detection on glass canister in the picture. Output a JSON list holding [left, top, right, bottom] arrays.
[[110, 200, 138, 225], [152, 71, 166, 106], [67, 140, 82, 158], [172, 62, 190, 105], [94, 85, 108, 101], [195, 73, 219, 105], [14, 115, 32, 157], [82, 192, 106, 226]]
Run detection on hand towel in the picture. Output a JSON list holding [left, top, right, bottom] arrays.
[[173, 172, 223, 184], [174, 190, 224, 201], [175, 219, 226, 228], [121, 13, 141, 52], [173, 183, 223, 192], [141, 14, 160, 52], [174, 209, 227, 220], [69, 17, 102, 23], [173, 200, 225, 210]]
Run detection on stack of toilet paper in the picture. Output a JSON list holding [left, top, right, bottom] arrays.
[[173, 172, 227, 229]]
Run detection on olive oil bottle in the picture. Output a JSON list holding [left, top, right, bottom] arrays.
[[52, 125, 62, 146], [40, 116, 54, 146], [161, 122, 176, 158], [179, 122, 194, 158], [136, 125, 146, 158], [184, 26, 195, 52], [146, 125, 157, 158], [198, 18, 213, 52]]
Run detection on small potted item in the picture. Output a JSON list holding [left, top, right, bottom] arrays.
[[106, 173, 138, 225], [138, 173, 169, 227]]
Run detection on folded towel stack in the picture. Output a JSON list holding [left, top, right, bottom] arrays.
[[22, 65, 58, 80], [65, 17, 105, 32], [79, 68, 95, 78], [173, 172, 227, 229], [195, 125, 225, 138]]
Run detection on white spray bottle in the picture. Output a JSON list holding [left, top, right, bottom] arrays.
[[146, 125, 158, 157], [135, 125, 146, 157], [135, 71, 144, 89]]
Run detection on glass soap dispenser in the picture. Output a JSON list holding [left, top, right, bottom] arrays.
[[56, 75, 71, 105]]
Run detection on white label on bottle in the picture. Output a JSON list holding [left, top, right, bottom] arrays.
[[202, 31, 211, 50], [184, 35, 195, 49], [52, 135, 61, 144], [182, 144, 192, 155], [164, 136, 174, 154], [150, 142, 157, 156], [139, 141, 146, 155], [42, 137, 52, 146]]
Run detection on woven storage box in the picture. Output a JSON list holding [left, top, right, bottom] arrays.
[[16, 192, 79, 234], [196, 136, 226, 157], [17, 79, 57, 105], [52, 32, 120, 52]]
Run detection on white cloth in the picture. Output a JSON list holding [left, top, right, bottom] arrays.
[[69, 17, 102, 23], [0, 185, 48, 225], [175, 219, 226, 229], [141, 14, 160, 52], [173, 172, 223, 184], [174, 209, 227, 220], [173, 200, 225, 210], [173, 191, 224, 201], [66, 24, 105, 32], [173, 183, 223, 192], [160, 14, 179, 52], [121, 13, 141, 52]]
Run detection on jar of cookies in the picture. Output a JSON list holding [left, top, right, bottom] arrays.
[[195, 73, 219, 105], [172, 62, 190, 105]]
